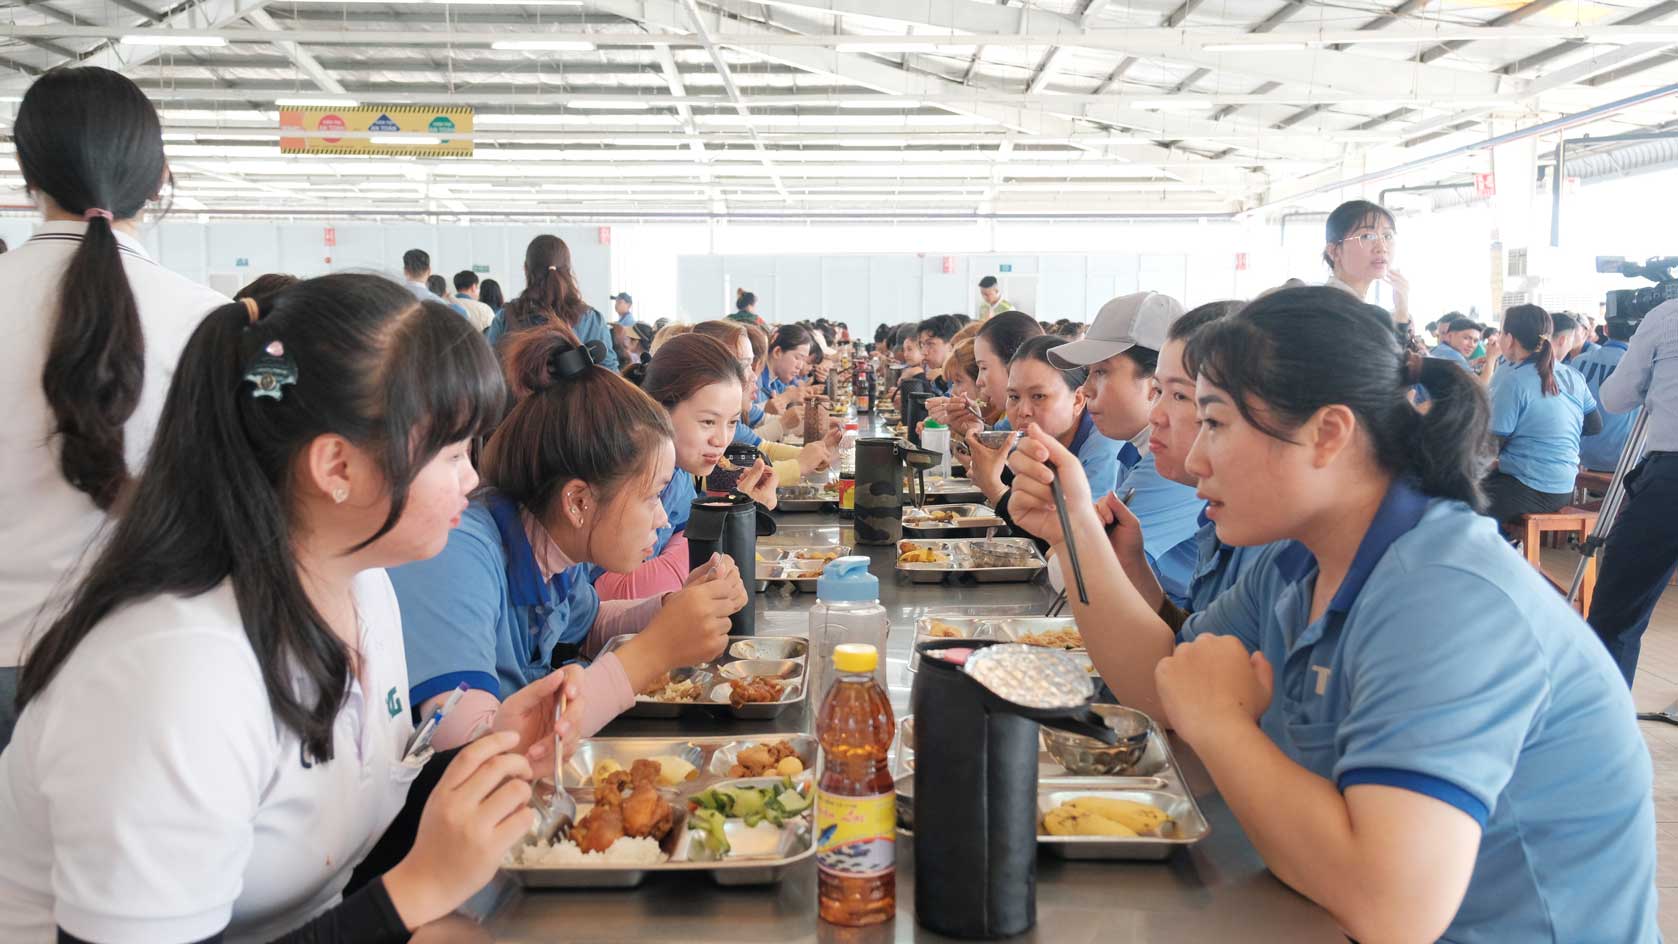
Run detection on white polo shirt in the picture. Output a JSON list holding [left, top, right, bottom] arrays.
[[0, 570, 422, 943], [0, 222, 229, 668]]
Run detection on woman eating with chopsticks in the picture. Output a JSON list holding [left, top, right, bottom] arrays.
[[1004, 286, 1656, 943], [594, 333, 778, 601]]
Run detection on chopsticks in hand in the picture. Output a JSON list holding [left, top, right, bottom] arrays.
[[1046, 458, 1089, 606]]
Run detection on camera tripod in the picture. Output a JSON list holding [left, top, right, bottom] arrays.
[[1563, 412, 1672, 725]]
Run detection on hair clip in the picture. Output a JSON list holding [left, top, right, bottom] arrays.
[[245, 339, 299, 401], [549, 342, 597, 381]]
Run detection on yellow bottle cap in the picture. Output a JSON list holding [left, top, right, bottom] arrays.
[[833, 643, 878, 674]]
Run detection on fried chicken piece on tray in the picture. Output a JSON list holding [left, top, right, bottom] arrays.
[[621, 782, 675, 840]]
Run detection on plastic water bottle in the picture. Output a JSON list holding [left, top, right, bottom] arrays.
[[808, 556, 889, 703], [838, 423, 860, 519], [922, 419, 951, 478]]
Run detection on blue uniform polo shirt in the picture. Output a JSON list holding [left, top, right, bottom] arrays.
[[388, 495, 600, 710], [1067, 410, 1124, 501], [656, 473, 695, 557], [1572, 340, 1640, 471], [733, 423, 762, 447], [757, 366, 787, 405], [1181, 483, 1657, 943], [1177, 509, 1272, 617], [1119, 453, 1204, 601], [1428, 342, 1472, 371], [1489, 358, 1597, 494]]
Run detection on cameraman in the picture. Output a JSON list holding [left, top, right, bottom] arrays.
[[1588, 297, 1678, 687]]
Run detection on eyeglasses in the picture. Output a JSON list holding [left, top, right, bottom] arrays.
[[1341, 231, 1397, 247]]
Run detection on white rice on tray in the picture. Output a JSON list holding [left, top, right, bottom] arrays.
[[509, 836, 667, 867]]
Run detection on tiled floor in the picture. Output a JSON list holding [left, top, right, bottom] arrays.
[[1537, 551, 1678, 935]]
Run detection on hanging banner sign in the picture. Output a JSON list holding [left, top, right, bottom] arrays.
[[279, 105, 474, 157]]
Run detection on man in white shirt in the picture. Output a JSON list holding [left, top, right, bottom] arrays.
[[451, 270, 495, 333], [978, 276, 1014, 321]]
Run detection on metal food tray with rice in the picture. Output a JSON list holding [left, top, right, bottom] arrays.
[[993, 617, 1097, 676], [894, 539, 1047, 584], [916, 477, 988, 505], [753, 546, 849, 593], [506, 770, 816, 888], [895, 736, 1206, 859], [901, 503, 1005, 538], [601, 634, 810, 720], [775, 482, 839, 512], [561, 734, 818, 791]]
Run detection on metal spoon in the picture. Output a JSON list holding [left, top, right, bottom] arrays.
[[530, 691, 576, 843]]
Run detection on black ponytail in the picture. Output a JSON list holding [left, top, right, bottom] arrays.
[[1502, 303, 1559, 396], [17, 67, 170, 510], [1186, 286, 1491, 511], [20, 275, 505, 763]]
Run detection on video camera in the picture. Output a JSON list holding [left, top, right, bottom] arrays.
[[1597, 256, 1678, 336]]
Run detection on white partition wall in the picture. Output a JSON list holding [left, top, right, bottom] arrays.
[[0, 218, 613, 306], [677, 250, 1241, 338]]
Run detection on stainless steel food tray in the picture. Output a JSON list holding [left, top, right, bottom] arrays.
[[907, 617, 1095, 676], [775, 482, 839, 512], [600, 634, 810, 720], [505, 735, 819, 888], [754, 546, 850, 593], [895, 538, 1048, 584], [893, 719, 1209, 861], [901, 503, 1004, 539], [915, 476, 987, 505]]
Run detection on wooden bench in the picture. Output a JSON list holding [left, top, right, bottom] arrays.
[[1516, 508, 1599, 615]]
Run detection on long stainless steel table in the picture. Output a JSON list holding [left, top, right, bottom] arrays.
[[456, 511, 1346, 943]]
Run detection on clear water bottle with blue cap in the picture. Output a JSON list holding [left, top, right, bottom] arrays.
[[809, 556, 889, 701]]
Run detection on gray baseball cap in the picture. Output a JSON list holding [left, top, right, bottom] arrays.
[[1049, 292, 1185, 368]]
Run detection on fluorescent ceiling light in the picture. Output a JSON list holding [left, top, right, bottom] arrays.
[[371, 135, 442, 145], [835, 43, 976, 55], [120, 34, 228, 47], [275, 97, 360, 107], [838, 101, 922, 109], [1132, 99, 1208, 111], [492, 39, 596, 51], [278, 0, 583, 4], [567, 99, 654, 110], [1200, 41, 1308, 52]]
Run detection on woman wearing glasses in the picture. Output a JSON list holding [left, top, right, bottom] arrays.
[[1323, 200, 1412, 341]]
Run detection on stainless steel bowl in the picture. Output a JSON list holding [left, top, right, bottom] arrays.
[[973, 429, 1021, 449], [1041, 705, 1152, 776]]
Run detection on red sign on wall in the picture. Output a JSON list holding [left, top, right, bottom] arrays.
[[1235, 252, 1248, 271], [324, 226, 336, 247], [598, 226, 612, 245], [1474, 173, 1496, 198], [941, 256, 954, 274]]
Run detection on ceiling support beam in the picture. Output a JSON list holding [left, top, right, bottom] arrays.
[[247, 8, 346, 95], [678, 0, 787, 198]]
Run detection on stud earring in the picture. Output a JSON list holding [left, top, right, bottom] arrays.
[[332, 487, 349, 504]]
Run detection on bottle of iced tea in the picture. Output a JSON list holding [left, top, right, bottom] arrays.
[[815, 643, 896, 926]]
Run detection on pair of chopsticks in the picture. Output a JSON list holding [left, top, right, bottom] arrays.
[[1043, 486, 1135, 617], [1046, 459, 1089, 607]]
